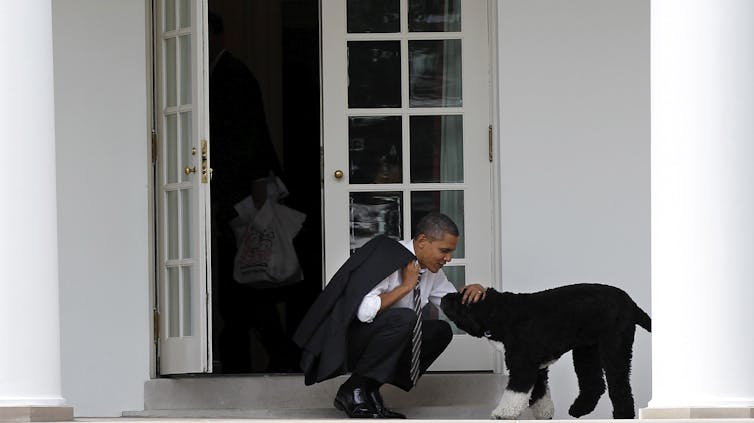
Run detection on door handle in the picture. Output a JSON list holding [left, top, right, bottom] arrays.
[[334, 169, 344, 179]]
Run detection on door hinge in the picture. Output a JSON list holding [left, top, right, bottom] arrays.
[[153, 308, 160, 344], [151, 130, 158, 164], [320, 146, 324, 188], [488, 125, 493, 162]]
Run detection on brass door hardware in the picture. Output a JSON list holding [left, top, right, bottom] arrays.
[[201, 139, 208, 183]]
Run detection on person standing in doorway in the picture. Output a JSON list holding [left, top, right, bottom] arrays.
[[208, 10, 299, 373]]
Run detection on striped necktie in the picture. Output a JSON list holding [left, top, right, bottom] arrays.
[[409, 273, 423, 386]]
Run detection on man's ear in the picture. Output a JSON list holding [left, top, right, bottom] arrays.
[[414, 233, 431, 267], [414, 233, 429, 248]]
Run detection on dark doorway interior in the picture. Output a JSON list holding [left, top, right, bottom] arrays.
[[208, 0, 321, 374]]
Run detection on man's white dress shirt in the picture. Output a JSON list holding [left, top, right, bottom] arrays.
[[356, 239, 458, 323]]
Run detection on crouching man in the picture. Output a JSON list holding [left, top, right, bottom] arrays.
[[293, 212, 487, 418]]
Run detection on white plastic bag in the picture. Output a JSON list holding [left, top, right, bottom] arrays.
[[229, 177, 305, 287]]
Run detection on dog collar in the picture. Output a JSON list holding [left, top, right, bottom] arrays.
[[483, 330, 492, 338]]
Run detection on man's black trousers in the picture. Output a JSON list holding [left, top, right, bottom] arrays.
[[346, 307, 453, 391]]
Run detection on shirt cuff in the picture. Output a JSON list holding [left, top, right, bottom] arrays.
[[356, 295, 382, 323]]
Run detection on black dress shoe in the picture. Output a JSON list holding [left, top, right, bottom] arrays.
[[368, 389, 406, 419], [334, 386, 380, 418]]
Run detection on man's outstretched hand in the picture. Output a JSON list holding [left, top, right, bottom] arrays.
[[461, 284, 486, 304]]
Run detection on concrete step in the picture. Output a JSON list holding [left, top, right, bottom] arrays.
[[124, 374, 754, 420], [135, 373, 506, 418]]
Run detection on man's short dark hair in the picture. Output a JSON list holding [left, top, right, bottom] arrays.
[[414, 212, 459, 240]]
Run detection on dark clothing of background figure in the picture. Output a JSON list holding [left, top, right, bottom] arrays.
[[210, 49, 283, 215], [210, 49, 298, 373]]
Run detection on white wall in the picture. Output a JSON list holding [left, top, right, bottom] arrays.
[[52, 0, 150, 417], [47, 0, 648, 417], [498, 0, 650, 419]]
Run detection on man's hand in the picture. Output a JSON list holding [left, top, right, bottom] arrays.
[[378, 260, 421, 312], [400, 260, 421, 291], [461, 283, 487, 304]]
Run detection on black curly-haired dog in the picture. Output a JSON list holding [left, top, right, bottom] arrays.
[[440, 283, 650, 420]]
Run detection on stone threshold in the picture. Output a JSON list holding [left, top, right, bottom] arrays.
[[0, 406, 73, 422], [641, 407, 754, 419]]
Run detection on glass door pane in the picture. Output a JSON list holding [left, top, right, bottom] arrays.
[[408, 39, 463, 107], [409, 114, 463, 183], [408, 0, 461, 32], [347, 0, 400, 33], [347, 41, 402, 108], [348, 116, 403, 184]]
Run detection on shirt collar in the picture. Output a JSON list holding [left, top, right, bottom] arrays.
[[400, 239, 427, 274], [400, 238, 415, 255]]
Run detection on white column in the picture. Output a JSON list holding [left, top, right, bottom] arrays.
[[644, 0, 754, 419], [0, 1, 72, 420]]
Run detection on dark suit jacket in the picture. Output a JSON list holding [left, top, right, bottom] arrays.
[[293, 235, 415, 385]]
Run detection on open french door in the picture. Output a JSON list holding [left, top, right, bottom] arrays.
[[321, 0, 495, 371], [153, 0, 212, 374]]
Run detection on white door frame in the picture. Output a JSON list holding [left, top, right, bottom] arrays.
[[488, 0, 504, 374]]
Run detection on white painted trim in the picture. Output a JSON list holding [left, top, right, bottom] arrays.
[[145, 0, 158, 380], [488, 0, 506, 376]]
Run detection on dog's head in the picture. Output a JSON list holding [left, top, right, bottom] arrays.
[[440, 289, 495, 338]]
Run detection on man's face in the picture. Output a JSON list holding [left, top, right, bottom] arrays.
[[415, 232, 459, 273]]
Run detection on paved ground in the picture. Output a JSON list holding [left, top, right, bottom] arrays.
[[124, 405, 495, 420]]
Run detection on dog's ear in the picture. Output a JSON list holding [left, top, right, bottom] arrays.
[[439, 292, 464, 316]]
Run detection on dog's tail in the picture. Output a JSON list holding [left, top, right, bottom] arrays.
[[635, 304, 651, 332]]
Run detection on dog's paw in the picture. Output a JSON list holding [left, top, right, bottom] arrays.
[[491, 389, 530, 420], [529, 388, 554, 420], [490, 407, 518, 420], [568, 394, 601, 418]]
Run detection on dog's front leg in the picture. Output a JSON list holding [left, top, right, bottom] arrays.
[[491, 364, 538, 420], [529, 368, 554, 420]]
